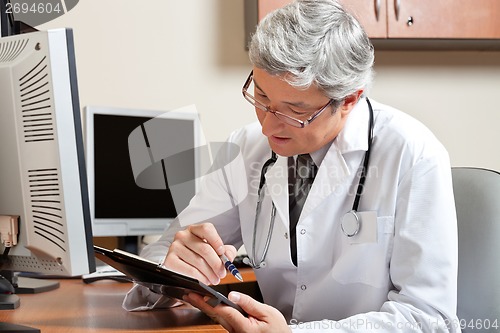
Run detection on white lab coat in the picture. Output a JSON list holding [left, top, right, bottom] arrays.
[[125, 98, 460, 332]]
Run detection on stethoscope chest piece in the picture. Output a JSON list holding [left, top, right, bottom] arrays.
[[341, 210, 361, 237]]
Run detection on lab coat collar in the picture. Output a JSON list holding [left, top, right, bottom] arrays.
[[300, 98, 372, 222], [300, 148, 349, 219], [334, 97, 370, 155], [264, 148, 351, 229]]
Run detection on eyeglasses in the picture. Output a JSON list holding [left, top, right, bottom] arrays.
[[242, 71, 334, 128]]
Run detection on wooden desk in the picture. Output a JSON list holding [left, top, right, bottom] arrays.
[[0, 279, 227, 333]]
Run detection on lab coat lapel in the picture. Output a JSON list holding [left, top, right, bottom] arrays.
[[265, 155, 290, 228], [300, 99, 370, 219], [300, 148, 349, 218], [264, 150, 350, 228]]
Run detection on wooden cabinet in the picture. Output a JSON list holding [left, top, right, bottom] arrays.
[[257, 0, 500, 39], [337, 0, 388, 38]]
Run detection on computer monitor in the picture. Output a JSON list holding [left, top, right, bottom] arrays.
[[0, 28, 96, 307], [84, 106, 202, 239]]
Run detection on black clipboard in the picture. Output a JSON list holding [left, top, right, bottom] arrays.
[[93, 245, 246, 315]]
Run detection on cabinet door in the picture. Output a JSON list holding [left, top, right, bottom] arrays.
[[338, 0, 388, 38], [387, 0, 500, 38], [257, 0, 500, 39], [257, 0, 388, 38]]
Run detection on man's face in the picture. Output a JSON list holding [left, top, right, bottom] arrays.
[[252, 68, 356, 157]]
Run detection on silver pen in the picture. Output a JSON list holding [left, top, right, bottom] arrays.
[[220, 253, 243, 282]]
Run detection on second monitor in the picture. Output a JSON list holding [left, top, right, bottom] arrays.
[[85, 106, 202, 238]]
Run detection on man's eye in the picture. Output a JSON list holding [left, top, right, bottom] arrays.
[[289, 108, 309, 116], [256, 93, 269, 102]]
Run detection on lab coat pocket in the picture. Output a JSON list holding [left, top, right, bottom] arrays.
[[332, 216, 395, 288]]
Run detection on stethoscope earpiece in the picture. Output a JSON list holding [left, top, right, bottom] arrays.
[[242, 256, 266, 269], [242, 256, 251, 266]]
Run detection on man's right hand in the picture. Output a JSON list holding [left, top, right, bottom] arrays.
[[163, 222, 237, 285]]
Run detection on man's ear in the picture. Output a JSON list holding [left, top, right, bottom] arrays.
[[339, 90, 364, 116]]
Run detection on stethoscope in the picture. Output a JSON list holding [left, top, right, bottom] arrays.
[[244, 98, 374, 269]]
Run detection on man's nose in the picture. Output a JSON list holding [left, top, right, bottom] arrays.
[[260, 109, 284, 137]]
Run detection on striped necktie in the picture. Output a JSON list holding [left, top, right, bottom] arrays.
[[288, 154, 317, 266]]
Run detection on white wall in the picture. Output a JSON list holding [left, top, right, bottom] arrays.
[[38, 0, 255, 144], [39, 0, 500, 171], [372, 51, 500, 171]]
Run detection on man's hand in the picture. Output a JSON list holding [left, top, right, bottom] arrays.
[[163, 223, 237, 285], [184, 291, 291, 333]]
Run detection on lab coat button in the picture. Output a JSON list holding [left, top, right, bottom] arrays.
[[300, 229, 306, 235], [301, 284, 307, 290]]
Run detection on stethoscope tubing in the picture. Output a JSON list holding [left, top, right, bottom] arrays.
[[342, 98, 374, 237], [352, 97, 374, 212], [249, 151, 277, 269]]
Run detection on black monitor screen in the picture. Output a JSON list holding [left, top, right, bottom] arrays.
[[92, 114, 195, 219]]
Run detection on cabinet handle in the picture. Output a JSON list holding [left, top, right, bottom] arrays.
[[394, 0, 401, 21], [374, 0, 381, 21]]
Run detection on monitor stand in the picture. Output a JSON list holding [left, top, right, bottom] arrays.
[[0, 294, 20, 310], [0, 296, 31, 332], [1, 271, 59, 294], [14, 276, 59, 294], [0, 270, 57, 332], [0, 322, 40, 333]]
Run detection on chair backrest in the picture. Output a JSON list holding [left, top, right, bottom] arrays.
[[452, 167, 500, 332]]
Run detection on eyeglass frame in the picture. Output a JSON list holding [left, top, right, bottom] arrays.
[[242, 71, 335, 128]]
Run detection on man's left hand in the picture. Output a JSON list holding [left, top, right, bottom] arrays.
[[183, 291, 291, 333]]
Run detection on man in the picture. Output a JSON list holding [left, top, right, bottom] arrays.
[[125, 1, 460, 332]]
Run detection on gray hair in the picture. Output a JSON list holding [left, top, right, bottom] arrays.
[[248, 0, 374, 101]]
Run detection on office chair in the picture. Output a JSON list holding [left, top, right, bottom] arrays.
[[452, 167, 500, 332]]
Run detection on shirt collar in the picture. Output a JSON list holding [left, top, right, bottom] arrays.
[[289, 144, 330, 169], [309, 141, 332, 167]]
